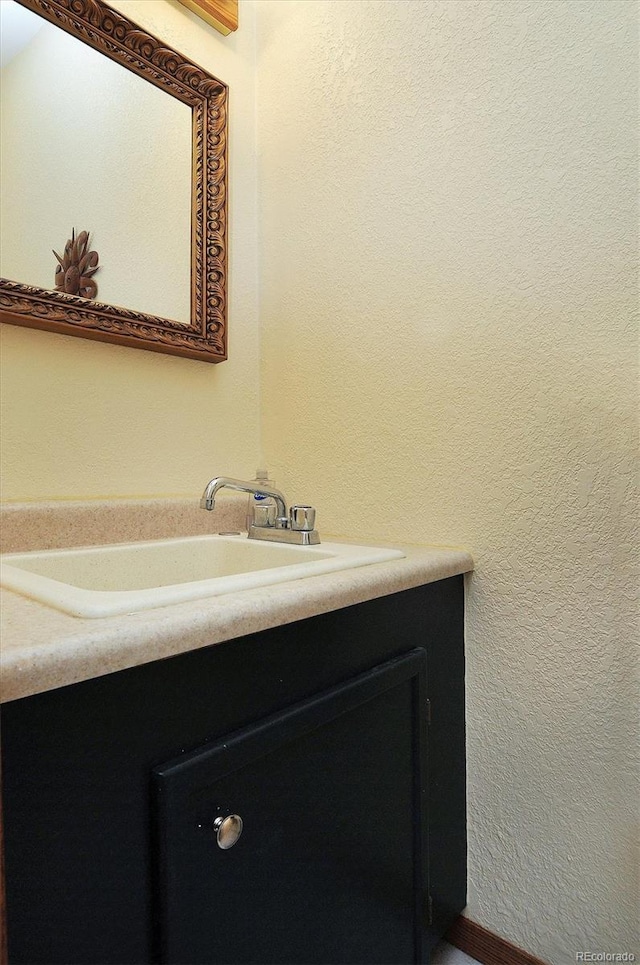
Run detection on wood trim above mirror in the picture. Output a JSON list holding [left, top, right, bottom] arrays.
[[177, 0, 238, 36], [0, 0, 228, 363]]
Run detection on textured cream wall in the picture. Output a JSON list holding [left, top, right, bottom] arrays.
[[0, 0, 260, 501], [256, 1, 639, 961]]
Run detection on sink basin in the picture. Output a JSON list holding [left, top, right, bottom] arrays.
[[0, 535, 405, 618]]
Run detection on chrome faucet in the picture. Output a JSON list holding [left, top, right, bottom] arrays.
[[200, 476, 320, 545], [200, 476, 287, 517]]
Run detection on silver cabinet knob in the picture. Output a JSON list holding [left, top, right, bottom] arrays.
[[213, 814, 243, 850]]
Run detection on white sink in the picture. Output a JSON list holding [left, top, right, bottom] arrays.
[[0, 535, 405, 618]]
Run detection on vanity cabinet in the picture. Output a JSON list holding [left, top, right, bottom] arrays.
[[1, 577, 466, 965]]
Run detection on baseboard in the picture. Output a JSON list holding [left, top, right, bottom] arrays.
[[446, 916, 550, 965]]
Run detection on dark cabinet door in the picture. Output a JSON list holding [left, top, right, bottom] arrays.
[[153, 649, 429, 965]]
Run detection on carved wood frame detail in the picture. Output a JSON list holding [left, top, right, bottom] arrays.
[[0, 0, 228, 363]]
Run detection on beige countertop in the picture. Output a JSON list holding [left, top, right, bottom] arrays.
[[0, 499, 473, 703]]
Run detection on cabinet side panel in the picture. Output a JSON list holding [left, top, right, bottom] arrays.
[[424, 576, 467, 942]]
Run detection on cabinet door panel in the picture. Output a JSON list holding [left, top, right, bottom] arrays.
[[153, 649, 428, 965]]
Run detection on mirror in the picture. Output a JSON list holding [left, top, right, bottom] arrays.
[[0, 0, 228, 363]]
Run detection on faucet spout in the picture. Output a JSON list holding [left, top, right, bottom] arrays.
[[200, 476, 287, 519]]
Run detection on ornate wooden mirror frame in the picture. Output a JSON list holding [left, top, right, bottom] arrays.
[[0, 0, 228, 363]]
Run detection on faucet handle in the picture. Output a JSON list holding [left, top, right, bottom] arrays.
[[290, 505, 316, 532], [253, 503, 277, 527]]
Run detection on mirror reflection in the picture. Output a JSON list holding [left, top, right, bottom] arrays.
[[0, 0, 192, 323]]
